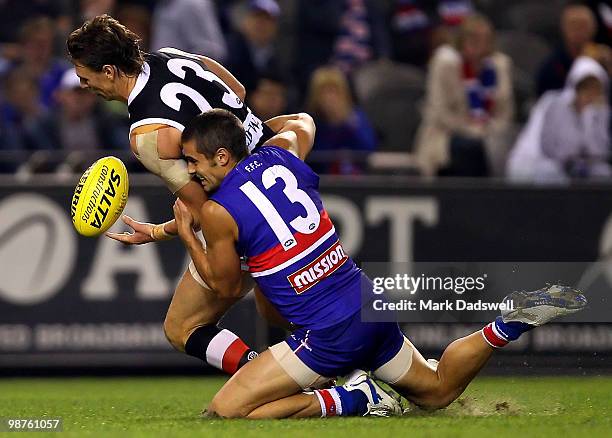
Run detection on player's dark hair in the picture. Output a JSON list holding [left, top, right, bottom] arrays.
[[67, 14, 144, 76], [182, 109, 248, 161]]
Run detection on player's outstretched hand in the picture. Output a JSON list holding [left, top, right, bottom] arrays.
[[173, 199, 195, 241], [105, 215, 156, 245]]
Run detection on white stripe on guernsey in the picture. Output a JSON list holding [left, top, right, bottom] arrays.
[[127, 62, 151, 106], [158, 47, 202, 61], [314, 390, 326, 417], [205, 329, 238, 371], [129, 118, 185, 136], [329, 388, 342, 416], [249, 226, 337, 278]]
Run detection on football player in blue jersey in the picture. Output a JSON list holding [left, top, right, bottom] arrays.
[[173, 109, 587, 418]]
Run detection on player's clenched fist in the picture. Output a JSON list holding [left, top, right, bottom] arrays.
[[173, 199, 195, 241]]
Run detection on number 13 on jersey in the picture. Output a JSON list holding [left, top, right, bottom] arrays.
[[239, 165, 320, 250]]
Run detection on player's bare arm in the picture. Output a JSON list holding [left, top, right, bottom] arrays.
[[174, 198, 243, 298], [107, 123, 207, 245], [264, 113, 316, 160], [110, 112, 308, 245]]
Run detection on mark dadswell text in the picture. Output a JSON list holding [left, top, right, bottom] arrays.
[[373, 299, 515, 312]]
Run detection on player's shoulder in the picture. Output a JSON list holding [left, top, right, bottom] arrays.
[[202, 199, 236, 233], [254, 143, 301, 168], [253, 144, 320, 186], [262, 134, 300, 157], [235, 145, 284, 173], [157, 47, 203, 61], [241, 145, 317, 186], [202, 199, 224, 218], [142, 49, 200, 70], [141, 50, 165, 67]]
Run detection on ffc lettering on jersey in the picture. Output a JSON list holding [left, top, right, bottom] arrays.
[[210, 146, 363, 330], [287, 240, 348, 294]]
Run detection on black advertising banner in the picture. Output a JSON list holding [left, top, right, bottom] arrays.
[[1, 177, 611, 371]]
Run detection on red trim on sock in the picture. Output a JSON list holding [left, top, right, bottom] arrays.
[[318, 389, 338, 417], [482, 323, 509, 348], [221, 338, 250, 374]]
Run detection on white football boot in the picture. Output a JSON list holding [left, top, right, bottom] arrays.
[[343, 369, 403, 417]]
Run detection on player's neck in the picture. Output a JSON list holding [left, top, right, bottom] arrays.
[[221, 158, 241, 179], [118, 75, 139, 104], [226, 160, 239, 175]]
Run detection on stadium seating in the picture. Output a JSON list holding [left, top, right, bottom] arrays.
[[496, 31, 551, 78], [503, 1, 564, 45], [496, 31, 551, 122], [354, 61, 426, 152]]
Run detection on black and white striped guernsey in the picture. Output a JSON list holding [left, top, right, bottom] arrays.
[[127, 48, 274, 152]]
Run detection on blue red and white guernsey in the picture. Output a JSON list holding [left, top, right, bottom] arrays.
[[210, 145, 363, 330]]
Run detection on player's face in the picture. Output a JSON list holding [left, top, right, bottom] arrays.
[[73, 63, 116, 100], [182, 139, 229, 194]]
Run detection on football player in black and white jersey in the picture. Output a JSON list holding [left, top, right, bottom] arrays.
[[67, 14, 285, 375]]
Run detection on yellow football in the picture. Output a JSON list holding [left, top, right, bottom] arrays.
[[70, 156, 129, 237]]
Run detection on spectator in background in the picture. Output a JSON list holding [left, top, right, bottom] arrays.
[[582, 0, 611, 47], [294, 0, 388, 93], [306, 66, 376, 174], [116, 3, 151, 51], [47, 68, 129, 173], [217, 0, 242, 34], [436, 0, 473, 27], [7, 17, 70, 109], [431, 0, 473, 49], [226, 0, 281, 93], [330, 0, 386, 75], [248, 72, 288, 121], [388, 0, 435, 67], [0, 0, 71, 52], [507, 57, 610, 183], [151, 0, 227, 62], [49, 69, 128, 152], [0, 68, 129, 173], [0, 68, 53, 158], [414, 14, 514, 177], [80, 0, 116, 20], [387, 0, 473, 68], [536, 2, 598, 97]]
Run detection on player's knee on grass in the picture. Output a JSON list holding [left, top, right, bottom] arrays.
[[414, 387, 458, 410], [207, 394, 251, 419]]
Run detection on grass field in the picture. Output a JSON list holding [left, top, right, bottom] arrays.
[[1, 376, 611, 437]]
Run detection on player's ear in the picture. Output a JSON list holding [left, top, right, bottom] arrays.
[[216, 148, 230, 166], [102, 65, 117, 79]]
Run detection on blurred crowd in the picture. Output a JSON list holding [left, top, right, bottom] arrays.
[[0, 0, 610, 182]]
